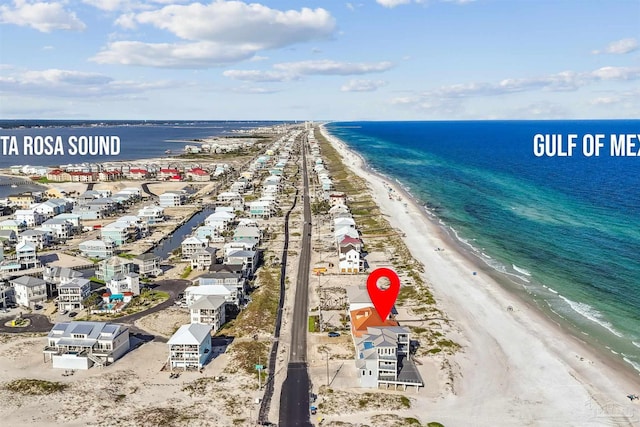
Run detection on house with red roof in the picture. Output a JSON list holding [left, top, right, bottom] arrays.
[[186, 168, 211, 182]]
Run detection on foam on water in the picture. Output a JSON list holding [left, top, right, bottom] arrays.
[[559, 295, 623, 338], [622, 357, 640, 375], [512, 264, 532, 277]]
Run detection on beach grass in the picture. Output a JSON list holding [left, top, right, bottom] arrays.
[[5, 379, 68, 395]]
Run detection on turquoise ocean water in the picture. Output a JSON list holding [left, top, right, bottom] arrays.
[[326, 120, 640, 375]]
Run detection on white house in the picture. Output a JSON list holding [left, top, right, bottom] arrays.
[[57, 278, 91, 311], [204, 211, 235, 233], [354, 326, 421, 389], [79, 239, 115, 259], [181, 236, 208, 259], [44, 321, 130, 370], [11, 275, 47, 308], [167, 323, 212, 370], [190, 295, 227, 332], [159, 192, 186, 207], [18, 229, 52, 250], [14, 209, 45, 227], [16, 241, 40, 269], [339, 244, 364, 274], [107, 272, 140, 296], [39, 218, 73, 240], [225, 250, 259, 277], [137, 206, 165, 225], [191, 247, 218, 271]]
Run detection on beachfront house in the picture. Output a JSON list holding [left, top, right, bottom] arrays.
[[11, 275, 47, 308], [167, 323, 213, 370], [338, 244, 364, 274], [329, 192, 348, 207], [43, 321, 130, 369], [354, 326, 422, 390], [57, 278, 91, 311], [189, 295, 227, 332], [79, 239, 115, 259]]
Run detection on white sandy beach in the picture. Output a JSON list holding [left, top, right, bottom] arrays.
[[320, 125, 640, 427]]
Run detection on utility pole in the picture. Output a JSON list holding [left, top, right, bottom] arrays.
[[324, 350, 330, 387]]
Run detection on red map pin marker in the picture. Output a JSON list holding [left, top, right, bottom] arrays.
[[366, 267, 400, 321]]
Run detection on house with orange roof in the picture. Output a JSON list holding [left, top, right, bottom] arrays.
[[350, 306, 398, 338]]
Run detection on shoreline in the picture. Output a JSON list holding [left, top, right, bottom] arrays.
[[320, 124, 640, 425]]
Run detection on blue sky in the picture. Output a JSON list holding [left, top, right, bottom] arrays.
[[0, 0, 639, 120]]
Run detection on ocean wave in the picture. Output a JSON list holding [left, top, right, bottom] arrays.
[[623, 357, 640, 374], [512, 264, 532, 276], [633, 341, 640, 349], [558, 295, 623, 338]]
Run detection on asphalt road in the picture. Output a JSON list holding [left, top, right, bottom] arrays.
[[279, 133, 313, 427]]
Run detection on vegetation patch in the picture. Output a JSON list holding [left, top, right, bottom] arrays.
[[317, 386, 413, 415], [219, 267, 280, 338], [224, 340, 270, 377], [5, 379, 68, 395], [132, 406, 196, 426]]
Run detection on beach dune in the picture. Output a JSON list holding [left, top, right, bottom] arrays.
[[320, 125, 640, 427]]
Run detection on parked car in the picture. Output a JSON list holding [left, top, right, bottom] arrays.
[[327, 332, 340, 338], [61, 310, 68, 315], [69, 312, 78, 318]]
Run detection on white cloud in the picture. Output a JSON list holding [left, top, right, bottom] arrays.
[[0, 0, 86, 32], [376, 0, 411, 8], [82, 0, 191, 12], [341, 79, 387, 92], [82, 0, 133, 12], [91, 40, 258, 68], [250, 55, 269, 62], [273, 60, 393, 75], [231, 86, 280, 94], [223, 59, 393, 85], [590, 66, 640, 81], [132, 2, 335, 45], [0, 67, 174, 97], [223, 69, 296, 83], [392, 66, 640, 112], [376, 0, 473, 8], [99, 2, 335, 68], [592, 38, 639, 55]]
